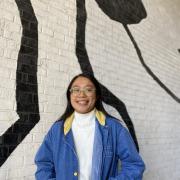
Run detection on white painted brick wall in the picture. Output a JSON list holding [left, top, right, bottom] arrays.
[[0, 0, 180, 179]]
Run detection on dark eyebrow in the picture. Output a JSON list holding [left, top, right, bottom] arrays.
[[84, 85, 94, 88], [71, 85, 94, 88], [71, 86, 80, 88]]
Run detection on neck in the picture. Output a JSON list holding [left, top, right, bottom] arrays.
[[74, 109, 95, 127], [75, 108, 95, 117]]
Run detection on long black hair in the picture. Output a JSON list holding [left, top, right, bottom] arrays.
[[58, 72, 109, 121]]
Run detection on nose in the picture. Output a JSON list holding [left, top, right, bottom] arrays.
[[79, 90, 86, 97]]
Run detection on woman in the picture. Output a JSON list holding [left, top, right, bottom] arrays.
[[35, 73, 145, 180]]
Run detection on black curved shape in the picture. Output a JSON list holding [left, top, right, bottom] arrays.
[[0, 0, 39, 166], [76, 0, 139, 151], [95, 0, 147, 24], [94, 0, 180, 103], [123, 24, 180, 103]]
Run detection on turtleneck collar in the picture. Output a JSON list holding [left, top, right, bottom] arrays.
[[73, 109, 96, 128], [64, 109, 106, 135]]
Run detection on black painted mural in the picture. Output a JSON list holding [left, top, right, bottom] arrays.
[[76, 0, 147, 152], [0, 0, 39, 166], [123, 25, 180, 103], [0, 0, 180, 167], [94, 0, 180, 103]]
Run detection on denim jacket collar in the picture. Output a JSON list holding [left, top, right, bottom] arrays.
[[64, 109, 106, 135]]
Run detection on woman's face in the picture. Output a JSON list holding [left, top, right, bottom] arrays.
[[70, 76, 97, 114]]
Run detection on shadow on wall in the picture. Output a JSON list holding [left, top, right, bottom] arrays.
[[0, 0, 40, 166]]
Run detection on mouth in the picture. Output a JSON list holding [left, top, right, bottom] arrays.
[[76, 100, 89, 105]]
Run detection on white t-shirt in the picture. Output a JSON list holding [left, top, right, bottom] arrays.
[[72, 109, 95, 180]]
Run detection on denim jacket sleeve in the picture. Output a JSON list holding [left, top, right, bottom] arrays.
[[109, 126, 145, 180], [34, 126, 56, 180]]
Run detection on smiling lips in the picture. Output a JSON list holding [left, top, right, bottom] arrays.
[[76, 100, 89, 105]]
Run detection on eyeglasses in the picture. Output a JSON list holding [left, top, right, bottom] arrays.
[[70, 87, 96, 97]]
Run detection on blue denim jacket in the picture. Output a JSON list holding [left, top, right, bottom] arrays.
[[35, 111, 145, 180]]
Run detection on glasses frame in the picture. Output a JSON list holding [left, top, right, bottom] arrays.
[[70, 87, 96, 97]]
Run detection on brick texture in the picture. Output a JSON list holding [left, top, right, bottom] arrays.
[[0, 0, 180, 179]]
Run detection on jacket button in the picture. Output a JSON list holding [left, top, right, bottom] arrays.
[[74, 172, 78, 176]]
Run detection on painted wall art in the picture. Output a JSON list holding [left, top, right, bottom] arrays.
[[0, 0, 179, 167]]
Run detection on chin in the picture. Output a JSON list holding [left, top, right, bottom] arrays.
[[76, 108, 93, 114], [77, 110, 89, 114]]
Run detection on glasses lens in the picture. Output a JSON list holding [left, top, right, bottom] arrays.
[[70, 88, 80, 95], [84, 88, 95, 96], [70, 87, 95, 96]]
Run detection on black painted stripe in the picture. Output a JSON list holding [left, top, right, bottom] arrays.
[[0, 0, 40, 166]]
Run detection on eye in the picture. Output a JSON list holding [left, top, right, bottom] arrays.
[[73, 89, 80, 93], [84, 88, 96, 95], [70, 87, 80, 93], [85, 88, 93, 92]]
